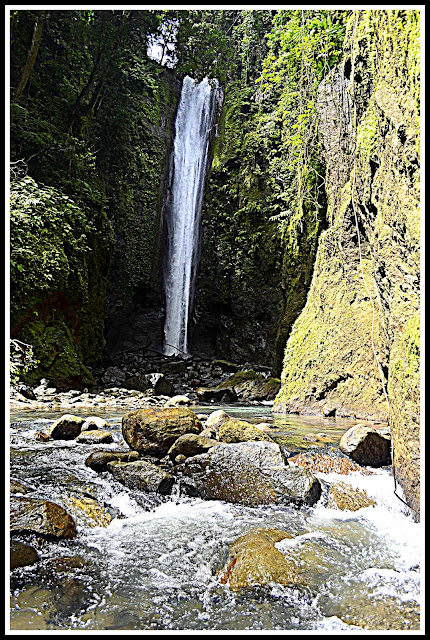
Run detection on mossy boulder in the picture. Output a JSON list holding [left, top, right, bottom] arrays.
[[122, 407, 203, 458], [217, 370, 280, 401], [218, 419, 275, 444]]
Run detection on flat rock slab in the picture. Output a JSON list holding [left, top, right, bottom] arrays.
[[10, 496, 77, 539]]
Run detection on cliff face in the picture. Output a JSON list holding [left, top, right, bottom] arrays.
[[274, 10, 420, 517]]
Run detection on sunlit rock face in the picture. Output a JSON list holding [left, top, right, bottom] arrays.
[[274, 11, 420, 519]]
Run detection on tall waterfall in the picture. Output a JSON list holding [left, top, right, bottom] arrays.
[[163, 76, 217, 356]]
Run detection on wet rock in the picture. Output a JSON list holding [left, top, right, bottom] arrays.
[[85, 450, 140, 472], [195, 387, 227, 402], [10, 478, 36, 495], [218, 419, 275, 444], [10, 540, 39, 569], [10, 496, 77, 539], [81, 416, 110, 431], [167, 433, 220, 461], [164, 395, 192, 407], [107, 460, 175, 495], [15, 384, 37, 400], [339, 424, 392, 467], [218, 528, 296, 591], [211, 359, 240, 373], [63, 495, 112, 527], [122, 407, 202, 458], [206, 409, 230, 431], [48, 414, 86, 440], [123, 373, 174, 396], [75, 430, 114, 444], [326, 481, 376, 511], [288, 452, 375, 475], [183, 441, 321, 507]]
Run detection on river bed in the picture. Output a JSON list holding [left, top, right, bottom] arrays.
[[9, 405, 422, 631]]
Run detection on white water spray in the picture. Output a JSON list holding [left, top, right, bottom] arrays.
[[163, 76, 216, 356]]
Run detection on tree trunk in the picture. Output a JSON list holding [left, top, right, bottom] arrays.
[[14, 10, 46, 101]]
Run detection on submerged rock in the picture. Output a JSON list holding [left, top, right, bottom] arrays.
[[10, 478, 36, 495], [218, 528, 296, 591], [107, 460, 175, 495], [339, 424, 392, 467], [10, 496, 77, 539], [183, 441, 321, 507], [326, 481, 376, 511], [10, 540, 39, 570], [85, 450, 140, 472], [122, 407, 202, 457], [288, 452, 375, 475]]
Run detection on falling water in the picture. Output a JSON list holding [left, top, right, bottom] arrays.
[[164, 76, 217, 356]]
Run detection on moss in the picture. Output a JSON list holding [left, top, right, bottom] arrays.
[[217, 370, 258, 389]]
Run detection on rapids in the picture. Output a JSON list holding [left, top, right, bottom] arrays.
[[9, 406, 422, 631]]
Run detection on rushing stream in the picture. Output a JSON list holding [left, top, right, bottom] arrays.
[[9, 406, 422, 631]]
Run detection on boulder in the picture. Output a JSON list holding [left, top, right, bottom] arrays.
[[164, 395, 191, 407], [10, 540, 39, 570], [122, 407, 202, 458], [326, 481, 376, 511], [10, 497, 77, 539], [123, 373, 174, 396], [217, 370, 281, 401], [167, 433, 220, 461], [200, 426, 218, 439], [48, 414, 86, 440], [195, 387, 227, 402], [63, 495, 112, 528], [218, 528, 296, 591], [206, 409, 230, 431], [107, 460, 175, 495], [85, 450, 140, 472], [339, 424, 392, 467], [218, 419, 275, 444], [183, 441, 321, 507], [81, 416, 110, 431], [75, 430, 114, 444]]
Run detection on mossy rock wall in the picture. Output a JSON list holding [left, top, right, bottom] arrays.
[[274, 10, 420, 517]]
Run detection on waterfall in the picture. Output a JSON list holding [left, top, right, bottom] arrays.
[[163, 76, 217, 356]]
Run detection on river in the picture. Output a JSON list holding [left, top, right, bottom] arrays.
[[9, 405, 422, 631]]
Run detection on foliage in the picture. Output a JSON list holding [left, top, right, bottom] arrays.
[[10, 339, 39, 385]]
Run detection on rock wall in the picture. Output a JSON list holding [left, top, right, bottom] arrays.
[[274, 10, 420, 517]]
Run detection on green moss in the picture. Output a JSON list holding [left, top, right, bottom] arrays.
[[217, 370, 258, 389]]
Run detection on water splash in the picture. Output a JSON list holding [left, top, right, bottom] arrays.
[[163, 76, 217, 356]]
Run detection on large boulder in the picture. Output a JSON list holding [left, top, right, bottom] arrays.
[[167, 433, 220, 461], [85, 450, 140, 472], [218, 528, 296, 591], [195, 387, 237, 402], [10, 497, 77, 539], [107, 460, 175, 495], [183, 441, 321, 507], [10, 540, 39, 570], [47, 414, 86, 440], [218, 419, 275, 444], [339, 424, 392, 467], [122, 407, 202, 457]]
